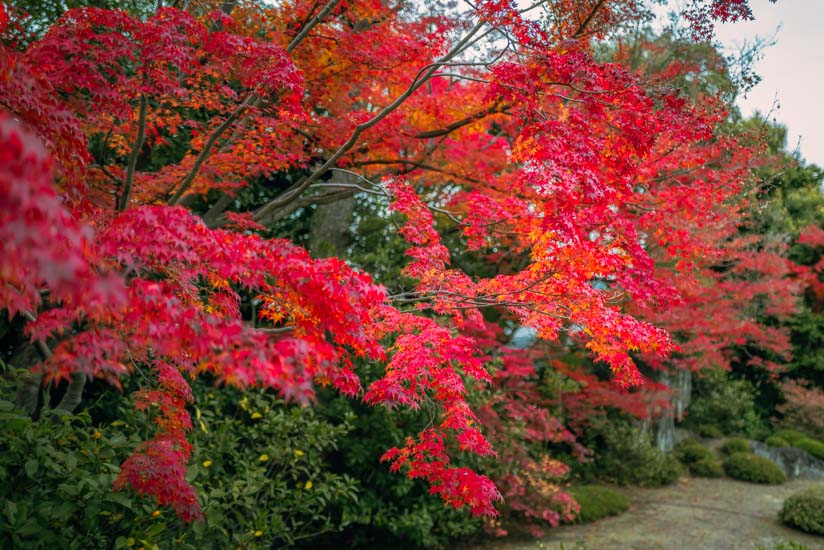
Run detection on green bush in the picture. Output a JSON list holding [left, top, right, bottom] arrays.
[[723, 452, 786, 484], [765, 436, 790, 448], [317, 387, 482, 549], [184, 386, 360, 548], [0, 402, 150, 549], [684, 370, 766, 437], [568, 486, 629, 524], [596, 426, 683, 487], [689, 458, 724, 478], [674, 441, 714, 465], [779, 485, 824, 535], [0, 380, 362, 550], [696, 424, 724, 438], [794, 438, 824, 461], [720, 437, 751, 455], [773, 429, 808, 445], [676, 436, 701, 448], [756, 542, 814, 550]]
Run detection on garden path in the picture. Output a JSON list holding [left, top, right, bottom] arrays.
[[479, 478, 823, 550]]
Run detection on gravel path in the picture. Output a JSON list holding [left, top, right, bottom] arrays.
[[477, 478, 824, 550]]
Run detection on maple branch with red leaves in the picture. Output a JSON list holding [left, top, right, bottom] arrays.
[[252, 19, 488, 221]]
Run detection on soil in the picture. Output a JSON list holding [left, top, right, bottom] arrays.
[[475, 477, 824, 550]]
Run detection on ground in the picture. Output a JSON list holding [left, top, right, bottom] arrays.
[[480, 478, 824, 550]]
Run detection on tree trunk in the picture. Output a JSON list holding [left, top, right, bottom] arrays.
[[12, 344, 44, 415], [307, 171, 357, 258]]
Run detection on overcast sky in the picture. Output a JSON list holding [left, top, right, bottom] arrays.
[[712, 0, 824, 167]]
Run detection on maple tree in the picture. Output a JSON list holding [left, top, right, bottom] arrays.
[[0, 0, 795, 528]]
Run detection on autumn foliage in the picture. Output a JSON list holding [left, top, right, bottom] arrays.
[[0, 0, 798, 527]]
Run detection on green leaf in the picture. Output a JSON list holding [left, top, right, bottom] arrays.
[[24, 459, 37, 478], [106, 491, 134, 510], [4, 500, 18, 522], [17, 518, 46, 537], [145, 522, 167, 538]]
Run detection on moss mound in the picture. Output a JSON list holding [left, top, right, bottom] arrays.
[[597, 428, 683, 487], [772, 429, 807, 445], [720, 437, 751, 456], [723, 452, 786, 484], [568, 485, 630, 524], [689, 458, 724, 478], [780, 485, 824, 535], [794, 438, 824, 461], [764, 435, 790, 448], [675, 441, 714, 465], [696, 424, 724, 438]]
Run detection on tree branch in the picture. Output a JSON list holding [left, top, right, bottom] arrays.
[[287, 0, 342, 53], [413, 103, 509, 139], [573, 0, 606, 38], [167, 94, 256, 205], [14, 311, 52, 415], [252, 19, 487, 224], [53, 372, 86, 414], [118, 95, 148, 211]]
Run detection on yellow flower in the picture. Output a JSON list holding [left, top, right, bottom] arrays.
[[304, 480, 313, 490], [254, 531, 263, 538], [294, 449, 304, 457], [202, 460, 213, 468], [250, 412, 263, 420], [259, 454, 269, 462], [151, 510, 161, 518]]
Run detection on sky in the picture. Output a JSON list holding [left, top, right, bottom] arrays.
[[710, 0, 824, 167]]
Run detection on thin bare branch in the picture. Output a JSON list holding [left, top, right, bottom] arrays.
[[118, 95, 148, 211], [167, 94, 256, 205], [252, 19, 488, 223], [287, 0, 342, 53], [413, 103, 509, 139], [573, 0, 606, 38]]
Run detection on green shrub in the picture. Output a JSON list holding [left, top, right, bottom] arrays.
[[674, 441, 714, 465], [723, 452, 786, 484], [596, 426, 683, 487], [773, 429, 807, 445], [0, 381, 362, 550], [779, 485, 824, 535], [684, 370, 766, 437], [765, 435, 790, 448], [0, 402, 149, 549], [568, 486, 629, 524], [689, 458, 723, 478], [317, 388, 482, 549], [794, 438, 824, 461], [184, 386, 360, 548], [756, 542, 813, 550], [676, 436, 701, 448], [697, 424, 724, 438], [720, 437, 751, 455]]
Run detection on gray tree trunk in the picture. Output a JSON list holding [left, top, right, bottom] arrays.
[[307, 171, 357, 258]]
